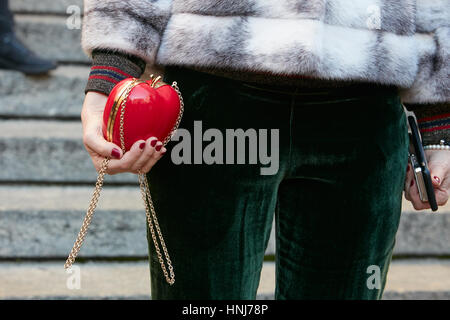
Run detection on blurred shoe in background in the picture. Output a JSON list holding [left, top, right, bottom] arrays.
[[0, 0, 57, 75]]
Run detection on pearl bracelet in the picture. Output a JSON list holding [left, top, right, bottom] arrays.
[[424, 139, 450, 151]]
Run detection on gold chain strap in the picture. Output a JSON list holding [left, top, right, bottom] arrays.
[[164, 81, 184, 146], [64, 158, 110, 269], [65, 78, 184, 286], [138, 173, 175, 284]]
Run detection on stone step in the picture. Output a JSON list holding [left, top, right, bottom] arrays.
[[0, 260, 449, 300], [0, 185, 271, 258], [0, 120, 135, 183], [397, 201, 450, 256], [14, 14, 87, 63], [0, 67, 162, 120], [0, 186, 448, 258], [11, 0, 83, 15], [0, 67, 88, 119], [0, 186, 145, 258]]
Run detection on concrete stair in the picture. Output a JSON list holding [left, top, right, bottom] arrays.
[[0, 120, 136, 183], [0, 67, 88, 119], [0, 186, 449, 258], [0, 0, 448, 300], [10, 0, 83, 15], [14, 14, 87, 64], [1, 260, 449, 300]]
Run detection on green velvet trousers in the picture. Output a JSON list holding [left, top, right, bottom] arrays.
[[146, 67, 409, 300]]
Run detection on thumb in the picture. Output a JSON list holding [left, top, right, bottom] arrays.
[[83, 128, 123, 159], [82, 91, 122, 159]]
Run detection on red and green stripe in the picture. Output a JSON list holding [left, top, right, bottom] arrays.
[[88, 65, 133, 84], [417, 112, 450, 133]]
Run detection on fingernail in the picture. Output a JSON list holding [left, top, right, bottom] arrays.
[[434, 176, 441, 184], [111, 148, 121, 159], [150, 139, 157, 147], [410, 179, 414, 187], [139, 142, 145, 150], [161, 149, 166, 155], [155, 144, 162, 152]]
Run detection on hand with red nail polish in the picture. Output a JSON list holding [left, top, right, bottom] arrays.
[[111, 148, 122, 158], [433, 176, 441, 185], [404, 149, 450, 210], [131, 138, 167, 174], [82, 92, 166, 175], [82, 92, 124, 172]]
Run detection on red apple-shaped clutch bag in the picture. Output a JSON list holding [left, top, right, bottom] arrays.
[[65, 75, 183, 286], [103, 76, 183, 152]]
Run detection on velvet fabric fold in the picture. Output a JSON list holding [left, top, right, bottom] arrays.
[[146, 67, 409, 300]]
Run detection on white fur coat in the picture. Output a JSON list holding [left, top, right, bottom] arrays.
[[82, 0, 449, 104]]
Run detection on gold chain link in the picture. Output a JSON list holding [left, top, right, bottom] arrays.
[[65, 77, 183, 286], [64, 158, 109, 269]]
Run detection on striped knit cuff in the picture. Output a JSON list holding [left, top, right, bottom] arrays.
[[85, 51, 146, 96], [408, 103, 450, 146]]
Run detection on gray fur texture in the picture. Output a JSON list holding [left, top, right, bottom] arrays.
[[82, 0, 449, 104]]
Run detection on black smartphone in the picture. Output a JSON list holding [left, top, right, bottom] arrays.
[[407, 116, 438, 212]]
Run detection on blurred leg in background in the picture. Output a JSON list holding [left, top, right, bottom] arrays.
[[0, 0, 56, 74]]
